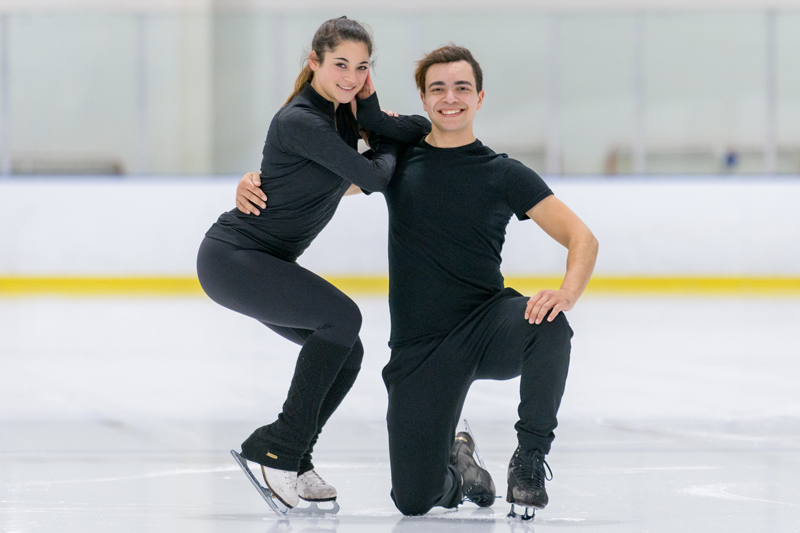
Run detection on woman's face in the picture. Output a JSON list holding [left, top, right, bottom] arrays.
[[309, 40, 370, 108]]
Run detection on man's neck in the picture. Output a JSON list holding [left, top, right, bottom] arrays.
[[425, 127, 476, 149]]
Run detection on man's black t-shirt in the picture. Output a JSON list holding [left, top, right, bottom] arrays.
[[383, 138, 553, 347]]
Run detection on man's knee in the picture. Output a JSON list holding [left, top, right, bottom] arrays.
[[391, 488, 437, 516], [536, 311, 573, 347]]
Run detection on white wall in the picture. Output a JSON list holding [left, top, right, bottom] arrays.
[[3, 10, 800, 176], [1, 176, 798, 277]]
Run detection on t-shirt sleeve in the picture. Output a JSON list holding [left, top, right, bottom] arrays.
[[503, 159, 553, 221]]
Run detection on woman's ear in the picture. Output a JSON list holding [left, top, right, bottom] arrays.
[[308, 51, 320, 72]]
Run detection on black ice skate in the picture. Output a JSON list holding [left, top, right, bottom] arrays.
[[506, 445, 553, 521], [450, 431, 496, 507]]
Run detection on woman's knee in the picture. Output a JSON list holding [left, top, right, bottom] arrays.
[[341, 338, 364, 370], [320, 298, 362, 345]]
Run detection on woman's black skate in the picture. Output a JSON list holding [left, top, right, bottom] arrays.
[[450, 431, 496, 507], [506, 445, 553, 521]]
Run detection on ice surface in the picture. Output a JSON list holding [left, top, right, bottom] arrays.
[[1, 295, 799, 531]]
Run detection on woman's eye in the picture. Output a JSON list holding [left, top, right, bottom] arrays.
[[358, 66, 368, 71]]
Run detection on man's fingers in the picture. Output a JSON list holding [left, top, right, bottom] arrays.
[[535, 300, 555, 324], [528, 298, 547, 324], [244, 190, 266, 208], [547, 304, 563, 322], [245, 172, 261, 187], [525, 294, 542, 319], [236, 200, 252, 215]]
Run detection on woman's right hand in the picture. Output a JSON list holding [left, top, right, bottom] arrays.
[[357, 70, 375, 100], [236, 172, 267, 215]]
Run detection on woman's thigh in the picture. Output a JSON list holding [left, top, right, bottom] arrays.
[[197, 237, 362, 344]]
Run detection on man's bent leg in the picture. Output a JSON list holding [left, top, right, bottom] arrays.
[[474, 296, 572, 454], [474, 295, 572, 510]]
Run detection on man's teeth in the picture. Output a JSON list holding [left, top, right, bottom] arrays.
[[441, 110, 462, 115]]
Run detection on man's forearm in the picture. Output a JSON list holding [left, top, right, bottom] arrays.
[[559, 231, 599, 301]]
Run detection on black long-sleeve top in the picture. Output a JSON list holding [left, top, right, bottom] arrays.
[[205, 83, 424, 262]]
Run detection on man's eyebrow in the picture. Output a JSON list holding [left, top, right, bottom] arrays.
[[427, 80, 474, 88]]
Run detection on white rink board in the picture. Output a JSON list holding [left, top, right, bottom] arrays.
[[0, 176, 799, 276]]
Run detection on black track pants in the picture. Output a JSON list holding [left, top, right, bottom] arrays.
[[197, 236, 363, 471], [383, 288, 572, 516]]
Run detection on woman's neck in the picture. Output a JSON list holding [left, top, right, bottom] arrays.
[[310, 77, 339, 111]]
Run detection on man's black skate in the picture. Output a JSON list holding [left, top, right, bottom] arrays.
[[450, 431, 496, 507], [506, 445, 553, 521]]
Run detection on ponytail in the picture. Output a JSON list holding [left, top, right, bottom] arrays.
[[283, 16, 373, 107], [285, 63, 314, 107]]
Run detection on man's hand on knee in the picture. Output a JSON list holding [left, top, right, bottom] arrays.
[[524, 289, 576, 325]]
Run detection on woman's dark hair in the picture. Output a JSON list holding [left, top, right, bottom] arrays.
[[285, 16, 374, 106], [414, 44, 483, 93]]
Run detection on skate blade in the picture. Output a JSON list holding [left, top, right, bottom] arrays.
[[462, 419, 486, 470], [292, 500, 340, 516], [230, 450, 291, 518], [507, 503, 537, 521]]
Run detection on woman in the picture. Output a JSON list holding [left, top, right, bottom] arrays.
[[196, 17, 427, 509]]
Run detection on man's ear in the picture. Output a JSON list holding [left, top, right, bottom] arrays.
[[420, 91, 428, 112], [476, 90, 485, 110], [308, 51, 320, 72]]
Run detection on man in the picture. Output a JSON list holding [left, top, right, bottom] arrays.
[[236, 45, 598, 517]]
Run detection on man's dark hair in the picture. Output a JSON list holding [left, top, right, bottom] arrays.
[[414, 44, 483, 93]]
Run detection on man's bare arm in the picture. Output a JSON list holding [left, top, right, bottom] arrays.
[[524, 195, 599, 324]]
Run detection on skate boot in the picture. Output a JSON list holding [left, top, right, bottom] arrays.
[[506, 445, 552, 520], [450, 431, 496, 507], [260, 465, 300, 508], [297, 469, 337, 502]]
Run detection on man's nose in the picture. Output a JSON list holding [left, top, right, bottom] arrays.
[[444, 89, 458, 102]]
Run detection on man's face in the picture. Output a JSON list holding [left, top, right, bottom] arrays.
[[420, 60, 484, 135]]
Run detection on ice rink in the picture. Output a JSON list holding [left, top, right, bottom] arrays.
[[2, 295, 799, 532]]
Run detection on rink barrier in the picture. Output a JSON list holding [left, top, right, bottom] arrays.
[[1, 276, 800, 296]]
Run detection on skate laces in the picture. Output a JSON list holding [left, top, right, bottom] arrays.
[[301, 470, 327, 487], [517, 449, 553, 489]]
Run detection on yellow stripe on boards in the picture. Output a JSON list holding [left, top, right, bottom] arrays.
[[584, 276, 800, 296], [0, 276, 799, 297], [0, 277, 204, 296]]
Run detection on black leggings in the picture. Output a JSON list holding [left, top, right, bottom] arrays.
[[383, 288, 572, 516], [197, 236, 363, 472]]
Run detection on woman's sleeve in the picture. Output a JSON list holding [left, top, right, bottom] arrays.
[[356, 92, 431, 144], [277, 108, 398, 193]]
